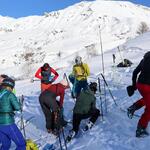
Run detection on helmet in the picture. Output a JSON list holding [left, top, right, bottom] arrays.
[[75, 56, 82, 65], [2, 77, 15, 89], [89, 82, 97, 92], [43, 63, 50, 69]]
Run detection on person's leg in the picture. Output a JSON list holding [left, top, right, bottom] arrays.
[[127, 98, 145, 118], [89, 108, 100, 123], [81, 79, 88, 91], [135, 83, 150, 137], [0, 129, 11, 150], [74, 80, 82, 98], [72, 114, 82, 134], [39, 94, 53, 130], [137, 83, 150, 129], [7, 124, 26, 150]]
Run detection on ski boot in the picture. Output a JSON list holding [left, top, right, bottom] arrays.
[[66, 130, 76, 143], [127, 105, 136, 119], [136, 126, 149, 138], [83, 121, 94, 131]]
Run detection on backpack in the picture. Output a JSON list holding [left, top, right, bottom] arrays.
[[41, 67, 52, 84], [26, 139, 39, 150]]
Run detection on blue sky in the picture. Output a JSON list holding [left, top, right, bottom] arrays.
[[0, 0, 150, 18]]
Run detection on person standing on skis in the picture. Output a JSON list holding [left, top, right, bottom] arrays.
[[0, 78, 26, 150], [39, 78, 69, 134], [66, 82, 100, 142], [127, 51, 150, 137], [69, 56, 90, 98], [35, 63, 59, 92]]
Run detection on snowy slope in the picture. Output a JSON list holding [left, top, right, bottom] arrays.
[[0, 0, 150, 78], [1, 0, 150, 149], [9, 31, 150, 150]]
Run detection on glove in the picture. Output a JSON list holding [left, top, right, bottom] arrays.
[[126, 85, 135, 97], [49, 79, 54, 84]]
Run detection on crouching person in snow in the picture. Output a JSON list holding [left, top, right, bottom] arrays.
[[0, 78, 26, 150], [39, 78, 69, 135], [66, 82, 100, 142], [69, 56, 90, 98], [127, 51, 150, 137]]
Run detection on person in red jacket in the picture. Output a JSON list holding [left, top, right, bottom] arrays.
[[35, 63, 59, 92], [39, 78, 69, 134]]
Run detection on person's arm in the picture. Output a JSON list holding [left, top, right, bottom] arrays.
[[35, 68, 42, 79], [50, 67, 59, 81], [9, 94, 21, 111], [85, 63, 90, 76], [132, 59, 143, 88]]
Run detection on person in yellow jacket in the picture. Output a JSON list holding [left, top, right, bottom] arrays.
[[69, 56, 90, 98]]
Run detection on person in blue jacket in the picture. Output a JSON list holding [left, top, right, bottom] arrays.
[[0, 78, 26, 150]]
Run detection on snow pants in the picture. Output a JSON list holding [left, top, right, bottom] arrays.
[[72, 108, 100, 133], [133, 83, 150, 128], [0, 123, 26, 150], [68, 75, 88, 98]]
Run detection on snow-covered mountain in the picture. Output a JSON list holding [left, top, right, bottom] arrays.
[[0, 0, 150, 79], [1, 1, 150, 150]]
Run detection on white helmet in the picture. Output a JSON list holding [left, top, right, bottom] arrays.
[[75, 56, 82, 64]]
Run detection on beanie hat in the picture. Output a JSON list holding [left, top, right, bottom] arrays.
[[2, 78, 15, 89], [43, 63, 50, 69], [89, 82, 97, 92]]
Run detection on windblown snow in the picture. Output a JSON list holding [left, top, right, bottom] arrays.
[[0, 0, 150, 149]]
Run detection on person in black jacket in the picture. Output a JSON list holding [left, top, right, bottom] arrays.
[[127, 51, 150, 137]]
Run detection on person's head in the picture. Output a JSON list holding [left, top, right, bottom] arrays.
[[1, 77, 15, 91], [43, 63, 50, 70], [0, 74, 8, 84], [75, 56, 82, 65], [89, 82, 97, 94]]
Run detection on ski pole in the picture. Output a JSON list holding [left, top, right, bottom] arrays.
[[100, 74, 140, 118], [98, 78, 104, 121], [100, 74, 118, 106], [61, 128, 67, 150], [19, 95, 26, 139]]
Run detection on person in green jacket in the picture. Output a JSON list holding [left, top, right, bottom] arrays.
[[66, 82, 100, 142], [0, 77, 26, 150]]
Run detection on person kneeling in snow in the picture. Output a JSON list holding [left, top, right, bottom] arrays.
[[127, 51, 150, 137], [66, 82, 100, 142], [0, 78, 26, 150], [39, 78, 69, 135]]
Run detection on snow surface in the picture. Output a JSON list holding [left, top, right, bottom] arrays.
[[0, 0, 150, 150], [0, 0, 150, 78]]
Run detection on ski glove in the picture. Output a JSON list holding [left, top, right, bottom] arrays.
[[127, 107, 134, 119], [126, 85, 135, 97]]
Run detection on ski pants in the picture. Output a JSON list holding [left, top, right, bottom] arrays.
[[72, 108, 100, 133], [134, 83, 150, 129], [0, 123, 26, 150], [39, 92, 64, 131], [69, 75, 88, 98]]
